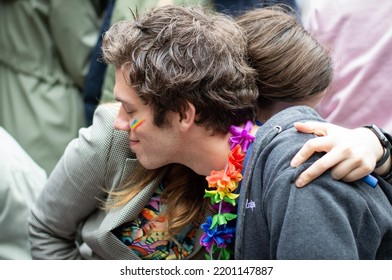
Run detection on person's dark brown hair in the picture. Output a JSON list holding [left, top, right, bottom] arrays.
[[237, 5, 333, 110]]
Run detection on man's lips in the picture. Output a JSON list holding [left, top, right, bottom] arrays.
[[129, 139, 139, 147]]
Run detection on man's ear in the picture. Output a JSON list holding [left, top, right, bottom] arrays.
[[178, 101, 196, 132]]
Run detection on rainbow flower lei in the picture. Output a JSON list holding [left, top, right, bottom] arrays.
[[200, 121, 255, 260]]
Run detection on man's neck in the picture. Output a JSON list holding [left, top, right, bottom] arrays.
[[183, 131, 232, 176], [178, 123, 259, 176]]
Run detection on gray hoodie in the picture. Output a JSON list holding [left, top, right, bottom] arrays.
[[235, 106, 392, 259]]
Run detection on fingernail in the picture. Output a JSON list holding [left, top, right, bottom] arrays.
[[291, 158, 299, 167], [295, 178, 304, 188]]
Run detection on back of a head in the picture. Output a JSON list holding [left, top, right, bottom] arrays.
[[236, 6, 333, 109], [102, 5, 258, 134]]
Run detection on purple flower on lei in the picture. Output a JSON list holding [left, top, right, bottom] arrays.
[[228, 120, 255, 153], [199, 216, 235, 253], [212, 200, 237, 214]]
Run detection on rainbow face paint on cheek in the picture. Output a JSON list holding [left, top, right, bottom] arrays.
[[130, 118, 145, 130]]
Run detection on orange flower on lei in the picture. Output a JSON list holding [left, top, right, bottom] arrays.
[[205, 145, 245, 205]]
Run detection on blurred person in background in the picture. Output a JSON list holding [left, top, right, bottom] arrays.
[[0, 0, 107, 174], [0, 126, 47, 259], [299, 0, 392, 134]]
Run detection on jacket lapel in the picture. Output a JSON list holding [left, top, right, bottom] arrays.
[[96, 158, 164, 259]]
